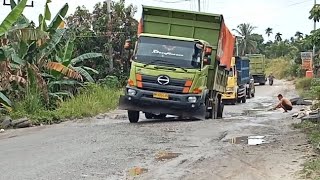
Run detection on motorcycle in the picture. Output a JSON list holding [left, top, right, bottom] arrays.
[[269, 78, 273, 86]]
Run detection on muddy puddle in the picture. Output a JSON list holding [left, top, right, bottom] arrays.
[[226, 135, 273, 145], [155, 151, 181, 161]]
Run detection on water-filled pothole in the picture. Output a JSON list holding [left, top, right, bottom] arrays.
[[226, 135, 271, 145]]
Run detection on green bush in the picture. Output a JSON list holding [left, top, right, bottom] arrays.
[[54, 83, 121, 119], [294, 121, 320, 180], [265, 57, 296, 79], [98, 75, 121, 88], [295, 78, 313, 90]]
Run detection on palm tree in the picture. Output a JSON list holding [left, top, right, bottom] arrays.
[[295, 31, 304, 40], [265, 27, 273, 39], [309, 4, 320, 23], [233, 23, 257, 56], [275, 32, 283, 42]]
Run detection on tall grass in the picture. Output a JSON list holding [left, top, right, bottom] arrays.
[[294, 121, 320, 180], [295, 78, 313, 90], [9, 84, 122, 124], [265, 57, 297, 79], [54, 84, 122, 119]]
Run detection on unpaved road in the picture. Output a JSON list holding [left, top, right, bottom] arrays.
[[0, 80, 312, 180]]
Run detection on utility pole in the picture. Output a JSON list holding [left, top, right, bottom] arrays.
[[197, 0, 200, 12], [107, 0, 114, 72], [313, 0, 317, 76], [313, 0, 316, 59]]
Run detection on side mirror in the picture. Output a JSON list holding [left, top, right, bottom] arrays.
[[205, 47, 212, 56], [203, 57, 211, 65], [124, 39, 132, 50]]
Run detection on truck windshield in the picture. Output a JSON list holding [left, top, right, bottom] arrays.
[[134, 36, 201, 69]]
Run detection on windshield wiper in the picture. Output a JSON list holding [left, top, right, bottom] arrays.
[[143, 59, 188, 72], [143, 59, 163, 68]]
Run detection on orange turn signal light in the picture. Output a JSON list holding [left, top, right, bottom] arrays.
[[183, 87, 190, 93], [137, 81, 143, 88], [136, 74, 142, 81], [128, 79, 134, 86], [193, 88, 202, 94], [184, 80, 192, 87]]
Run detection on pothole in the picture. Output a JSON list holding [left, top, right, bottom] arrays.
[[155, 151, 181, 161], [225, 135, 273, 145], [127, 167, 148, 176]]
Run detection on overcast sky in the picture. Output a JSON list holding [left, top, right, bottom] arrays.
[[0, 0, 316, 40]]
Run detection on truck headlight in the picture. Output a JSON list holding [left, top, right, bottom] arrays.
[[128, 89, 137, 96], [188, 96, 197, 103]]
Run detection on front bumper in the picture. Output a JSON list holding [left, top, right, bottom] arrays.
[[253, 75, 266, 83], [118, 87, 206, 117], [222, 91, 236, 100]]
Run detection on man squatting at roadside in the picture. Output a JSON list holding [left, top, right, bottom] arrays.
[[272, 94, 293, 113]]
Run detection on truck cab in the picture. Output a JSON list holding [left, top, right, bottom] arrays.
[[222, 56, 254, 104]]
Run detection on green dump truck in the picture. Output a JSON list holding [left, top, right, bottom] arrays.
[[119, 6, 235, 123], [246, 54, 266, 85]]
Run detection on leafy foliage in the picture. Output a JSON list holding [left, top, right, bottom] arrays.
[[0, 0, 28, 36]]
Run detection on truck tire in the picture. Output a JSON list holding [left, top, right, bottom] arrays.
[[259, 82, 265, 85], [128, 110, 139, 123], [145, 113, 154, 119], [242, 96, 247, 103], [247, 88, 251, 99], [237, 98, 242, 103], [217, 103, 224, 119]]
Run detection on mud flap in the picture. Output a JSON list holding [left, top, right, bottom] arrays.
[[118, 96, 206, 119]]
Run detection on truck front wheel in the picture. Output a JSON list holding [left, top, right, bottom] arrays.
[[128, 110, 140, 123], [217, 103, 224, 118], [242, 96, 247, 103]]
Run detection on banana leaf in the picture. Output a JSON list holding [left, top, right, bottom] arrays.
[[0, 0, 28, 36], [73, 66, 94, 82], [62, 39, 75, 66], [9, 0, 29, 25], [0, 92, 12, 107], [70, 53, 103, 66], [48, 3, 69, 32]]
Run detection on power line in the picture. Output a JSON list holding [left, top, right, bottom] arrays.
[[285, 0, 312, 7], [153, 0, 191, 3]]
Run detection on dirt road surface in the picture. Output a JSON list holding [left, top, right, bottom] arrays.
[[0, 80, 311, 180]]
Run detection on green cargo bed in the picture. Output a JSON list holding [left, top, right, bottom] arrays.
[[141, 6, 222, 59]]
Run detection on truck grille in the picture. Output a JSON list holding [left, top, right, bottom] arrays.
[[139, 75, 187, 94]]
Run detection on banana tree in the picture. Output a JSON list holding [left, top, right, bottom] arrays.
[[0, 0, 28, 109], [46, 38, 101, 83], [44, 38, 101, 102]]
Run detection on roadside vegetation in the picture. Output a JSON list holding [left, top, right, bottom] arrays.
[[0, 0, 136, 127], [0, 0, 319, 122], [293, 122, 320, 180]]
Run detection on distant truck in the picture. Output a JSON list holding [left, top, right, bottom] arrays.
[[222, 56, 255, 104], [118, 6, 235, 123], [246, 54, 267, 85]]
